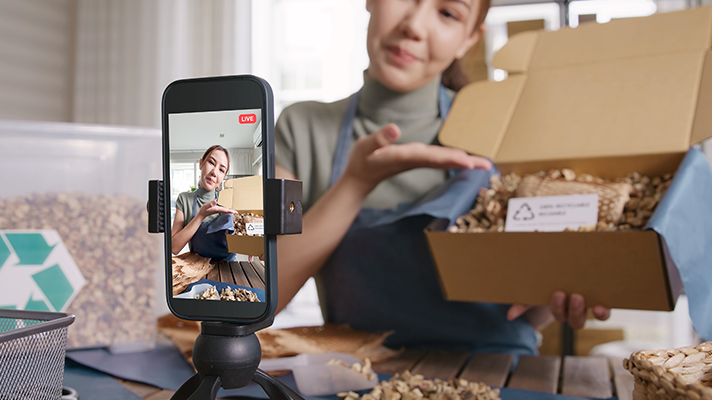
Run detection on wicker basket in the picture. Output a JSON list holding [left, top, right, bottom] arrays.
[[0, 309, 75, 400], [624, 342, 712, 400]]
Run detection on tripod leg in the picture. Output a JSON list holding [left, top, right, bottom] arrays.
[[171, 373, 222, 400], [253, 369, 305, 400], [187, 375, 221, 400], [171, 373, 202, 400]]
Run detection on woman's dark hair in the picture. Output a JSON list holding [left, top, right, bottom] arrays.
[[201, 145, 231, 172], [442, 0, 491, 92]]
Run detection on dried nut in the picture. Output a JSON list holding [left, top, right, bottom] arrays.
[[450, 169, 672, 235], [562, 169, 576, 181], [342, 372, 501, 400]]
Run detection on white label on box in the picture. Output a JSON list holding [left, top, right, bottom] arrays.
[[246, 222, 264, 235], [505, 194, 599, 232]]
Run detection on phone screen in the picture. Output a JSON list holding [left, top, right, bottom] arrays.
[[163, 76, 273, 322]]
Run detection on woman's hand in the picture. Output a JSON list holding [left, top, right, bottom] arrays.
[[341, 124, 492, 194], [507, 291, 611, 330], [197, 200, 237, 219]]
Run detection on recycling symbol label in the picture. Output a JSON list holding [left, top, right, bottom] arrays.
[[246, 222, 264, 235], [512, 203, 535, 221], [0, 230, 85, 312]]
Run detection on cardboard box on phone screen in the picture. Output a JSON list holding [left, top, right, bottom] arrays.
[[425, 6, 712, 311], [218, 175, 264, 256]]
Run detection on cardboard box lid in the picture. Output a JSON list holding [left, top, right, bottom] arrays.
[[218, 175, 263, 212], [439, 6, 712, 177]]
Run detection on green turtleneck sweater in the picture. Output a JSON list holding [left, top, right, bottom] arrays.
[[275, 73, 450, 211], [175, 186, 219, 225]]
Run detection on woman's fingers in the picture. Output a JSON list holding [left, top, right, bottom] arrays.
[[567, 293, 587, 329], [507, 304, 531, 321], [548, 291, 611, 329], [355, 124, 401, 155], [592, 305, 611, 321], [373, 142, 492, 171], [550, 291, 568, 322]]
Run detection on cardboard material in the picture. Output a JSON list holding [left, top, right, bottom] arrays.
[[218, 175, 264, 256], [427, 7, 712, 311]]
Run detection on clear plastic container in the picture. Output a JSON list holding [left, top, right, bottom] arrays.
[[0, 120, 164, 353]]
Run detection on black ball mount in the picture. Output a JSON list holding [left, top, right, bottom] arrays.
[[170, 319, 305, 400]]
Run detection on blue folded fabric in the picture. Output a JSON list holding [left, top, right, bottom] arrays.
[[66, 344, 195, 390], [205, 213, 235, 234], [647, 147, 712, 340], [63, 358, 144, 400]]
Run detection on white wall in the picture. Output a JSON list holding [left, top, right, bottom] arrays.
[[0, 0, 75, 122]]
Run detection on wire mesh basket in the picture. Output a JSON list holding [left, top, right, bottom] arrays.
[[0, 309, 75, 400]]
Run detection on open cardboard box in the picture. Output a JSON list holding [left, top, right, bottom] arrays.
[[425, 6, 712, 311], [218, 175, 264, 256]]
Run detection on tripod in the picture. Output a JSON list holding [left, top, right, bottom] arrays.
[[170, 319, 306, 400]]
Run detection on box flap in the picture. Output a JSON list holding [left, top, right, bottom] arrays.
[[529, 7, 712, 71], [692, 51, 712, 145], [218, 175, 263, 211], [440, 7, 712, 169], [492, 31, 539, 74], [438, 75, 527, 159]]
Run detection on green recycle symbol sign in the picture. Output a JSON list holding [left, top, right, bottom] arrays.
[[0, 230, 85, 312]]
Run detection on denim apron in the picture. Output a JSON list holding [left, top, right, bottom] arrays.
[[190, 190, 238, 262], [319, 86, 538, 355]]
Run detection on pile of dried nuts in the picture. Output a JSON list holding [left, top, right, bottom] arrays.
[[449, 169, 673, 233], [0, 192, 161, 349], [195, 285, 260, 302], [329, 358, 377, 381], [233, 212, 263, 236], [338, 370, 501, 400]]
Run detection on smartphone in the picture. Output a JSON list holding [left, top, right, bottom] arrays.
[[161, 75, 276, 323]]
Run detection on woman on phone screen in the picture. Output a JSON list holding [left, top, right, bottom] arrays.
[[171, 145, 238, 261]]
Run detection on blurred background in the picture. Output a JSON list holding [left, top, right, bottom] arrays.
[[1, 0, 711, 356]]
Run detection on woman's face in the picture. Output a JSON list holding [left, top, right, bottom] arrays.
[[365, 0, 482, 93], [199, 149, 229, 191]]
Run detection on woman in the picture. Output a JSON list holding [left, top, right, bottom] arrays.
[[275, 0, 609, 354], [172, 145, 238, 261]]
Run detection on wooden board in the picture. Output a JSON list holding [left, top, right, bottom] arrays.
[[459, 353, 514, 388], [251, 260, 266, 284], [609, 357, 634, 400], [218, 261, 234, 285], [206, 261, 219, 281], [240, 261, 265, 290], [507, 355, 561, 394], [411, 351, 470, 381], [561, 356, 612, 398], [372, 348, 427, 375], [229, 261, 251, 287]]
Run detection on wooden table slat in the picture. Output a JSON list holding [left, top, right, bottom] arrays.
[[229, 261, 251, 287], [118, 379, 162, 398], [372, 348, 428, 375], [251, 260, 266, 284], [609, 357, 634, 400], [410, 350, 470, 381], [206, 261, 220, 281], [561, 356, 612, 399], [218, 261, 234, 285], [240, 261, 266, 290], [458, 353, 514, 388], [507, 355, 561, 394]]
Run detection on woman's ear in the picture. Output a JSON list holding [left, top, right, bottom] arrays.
[[455, 24, 486, 60]]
